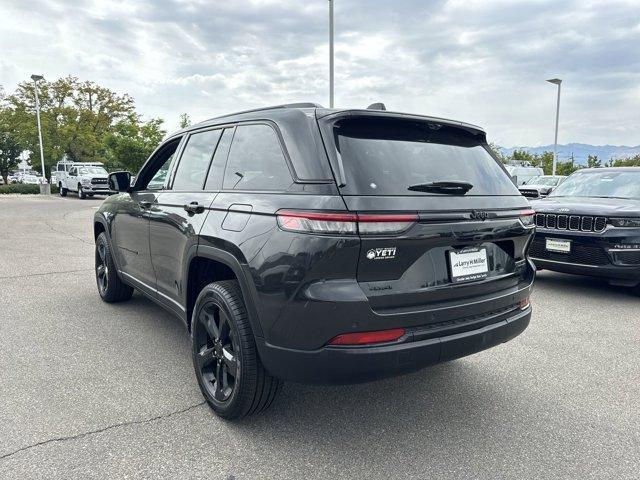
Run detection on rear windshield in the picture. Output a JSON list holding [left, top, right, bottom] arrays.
[[332, 117, 519, 196]]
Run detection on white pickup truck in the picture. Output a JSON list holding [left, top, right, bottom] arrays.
[[53, 161, 111, 199]]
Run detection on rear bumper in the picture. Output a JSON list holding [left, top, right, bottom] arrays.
[[256, 306, 531, 385]]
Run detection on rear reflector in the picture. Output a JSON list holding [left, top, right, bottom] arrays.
[[518, 297, 530, 310], [277, 210, 417, 235], [328, 328, 406, 346]]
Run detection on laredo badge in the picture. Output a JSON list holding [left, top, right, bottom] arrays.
[[366, 247, 396, 260]]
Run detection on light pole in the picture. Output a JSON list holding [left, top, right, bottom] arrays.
[[31, 74, 47, 187], [547, 78, 562, 175], [329, 0, 334, 108]]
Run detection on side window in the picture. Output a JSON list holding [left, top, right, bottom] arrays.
[[172, 129, 222, 191], [69, 168, 76, 176], [139, 138, 181, 190], [147, 153, 175, 190], [222, 124, 292, 191], [204, 128, 233, 190]]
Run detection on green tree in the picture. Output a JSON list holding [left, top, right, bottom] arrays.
[[179, 113, 192, 129], [609, 155, 640, 167], [487, 142, 507, 163], [104, 115, 166, 173], [586, 155, 602, 168], [5, 76, 134, 178], [0, 109, 24, 185]]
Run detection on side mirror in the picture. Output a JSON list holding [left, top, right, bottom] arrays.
[[108, 171, 132, 192]]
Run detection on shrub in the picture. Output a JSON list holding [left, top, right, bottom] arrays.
[[0, 184, 60, 194]]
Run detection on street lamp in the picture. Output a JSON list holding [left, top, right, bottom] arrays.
[[31, 74, 47, 188], [329, 0, 334, 108], [546, 78, 562, 175]]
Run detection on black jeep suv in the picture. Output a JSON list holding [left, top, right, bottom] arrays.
[[94, 103, 535, 419], [530, 167, 640, 288]]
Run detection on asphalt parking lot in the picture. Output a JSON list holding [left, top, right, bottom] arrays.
[[1, 195, 639, 479]]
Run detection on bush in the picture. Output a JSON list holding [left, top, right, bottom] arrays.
[[0, 183, 59, 194]]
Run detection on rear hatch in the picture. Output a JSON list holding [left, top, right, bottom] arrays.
[[318, 112, 534, 314]]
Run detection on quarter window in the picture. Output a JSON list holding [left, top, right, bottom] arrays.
[[223, 124, 292, 191], [204, 128, 234, 191], [173, 129, 223, 191]]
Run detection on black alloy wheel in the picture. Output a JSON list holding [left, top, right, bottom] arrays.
[[191, 281, 281, 419], [94, 232, 134, 302], [96, 241, 109, 295], [194, 302, 239, 403]]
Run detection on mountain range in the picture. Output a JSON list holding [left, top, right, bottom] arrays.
[[498, 143, 640, 165]]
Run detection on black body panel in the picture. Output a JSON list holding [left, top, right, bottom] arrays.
[[95, 104, 535, 385]]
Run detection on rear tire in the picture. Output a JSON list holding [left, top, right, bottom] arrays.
[[95, 232, 133, 302], [59, 183, 67, 197], [78, 184, 86, 199], [192, 280, 281, 419]]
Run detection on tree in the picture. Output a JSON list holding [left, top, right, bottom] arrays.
[[487, 142, 507, 163], [104, 115, 166, 173], [179, 113, 192, 129], [0, 106, 25, 185], [586, 155, 602, 168], [609, 154, 640, 167], [5, 76, 134, 178]]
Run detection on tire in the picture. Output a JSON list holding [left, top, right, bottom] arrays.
[[59, 183, 67, 197], [78, 184, 86, 199], [95, 232, 134, 303], [192, 280, 282, 419]]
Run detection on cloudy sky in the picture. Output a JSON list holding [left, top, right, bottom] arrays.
[[1, 0, 639, 147]]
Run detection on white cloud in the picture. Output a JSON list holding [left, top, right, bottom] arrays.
[[0, 0, 638, 146]]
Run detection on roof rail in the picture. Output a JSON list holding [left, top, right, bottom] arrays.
[[206, 102, 324, 122]]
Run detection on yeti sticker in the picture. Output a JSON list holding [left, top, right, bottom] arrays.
[[366, 247, 396, 260]]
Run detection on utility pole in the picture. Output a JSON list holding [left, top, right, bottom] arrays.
[[31, 74, 47, 186], [329, 0, 334, 108], [546, 78, 562, 175]]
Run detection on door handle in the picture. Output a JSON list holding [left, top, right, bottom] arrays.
[[184, 201, 205, 214]]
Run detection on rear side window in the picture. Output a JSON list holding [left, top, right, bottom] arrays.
[[332, 117, 519, 196], [173, 129, 222, 191], [204, 128, 233, 190], [223, 124, 293, 191]]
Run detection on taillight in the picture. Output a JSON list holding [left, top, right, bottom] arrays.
[[357, 213, 418, 235], [277, 210, 417, 235], [328, 328, 406, 346], [519, 209, 536, 227]]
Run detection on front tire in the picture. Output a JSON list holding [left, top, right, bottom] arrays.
[[59, 183, 67, 197], [95, 232, 133, 302], [78, 184, 86, 199], [192, 281, 281, 419]]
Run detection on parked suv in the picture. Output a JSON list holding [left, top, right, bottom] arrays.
[[530, 168, 640, 288], [94, 103, 536, 419]]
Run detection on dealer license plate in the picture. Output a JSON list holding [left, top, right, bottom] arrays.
[[546, 238, 571, 253], [449, 247, 489, 283]]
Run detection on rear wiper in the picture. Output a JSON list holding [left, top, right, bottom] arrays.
[[408, 181, 473, 194]]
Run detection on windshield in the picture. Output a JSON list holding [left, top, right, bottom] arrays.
[[526, 176, 560, 186], [78, 167, 107, 175], [332, 117, 519, 196], [551, 170, 640, 199]]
